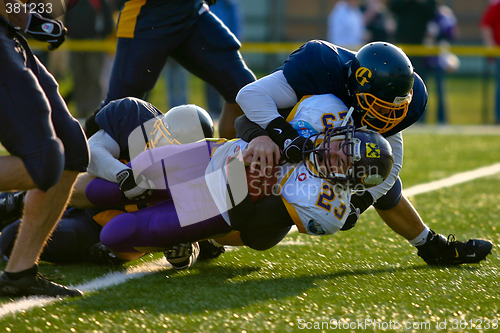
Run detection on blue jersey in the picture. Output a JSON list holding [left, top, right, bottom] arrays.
[[96, 97, 162, 161], [281, 40, 428, 137]]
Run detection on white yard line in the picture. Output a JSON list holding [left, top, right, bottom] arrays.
[[1, 162, 499, 318]]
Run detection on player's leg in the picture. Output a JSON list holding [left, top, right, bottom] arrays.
[[175, 10, 256, 138], [0, 43, 87, 297], [373, 179, 492, 265], [100, 199, 232, 253], [102, 36, 175, 106]]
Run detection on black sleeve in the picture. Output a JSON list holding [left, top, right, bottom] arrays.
[[234, 108, 294, 142], [228, 195, 294, 233], [234, 115, 268, 142]]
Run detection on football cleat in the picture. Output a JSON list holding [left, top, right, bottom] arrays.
[[0, 271, 82, 298], [417, 230, 493, 266], [164, 242, 200, 270], [0, 191, 25, 231], [198, 239, 225, 261], [87, 242, 126, 265]]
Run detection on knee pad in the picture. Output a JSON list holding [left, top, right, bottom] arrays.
[[373, 177, 403, 210], [24, 137, 65, 191]]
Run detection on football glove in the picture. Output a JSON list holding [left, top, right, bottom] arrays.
[[25, 13, 67, 50], [116, 169, 152, 200], [266, 117, 313, 163]]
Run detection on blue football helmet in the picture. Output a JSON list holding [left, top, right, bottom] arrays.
[[348, 42, 414, 134]]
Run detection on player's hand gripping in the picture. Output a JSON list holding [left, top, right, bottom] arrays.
[[25, 13, 67, 50], [243, 136, 281, 176], [116, 169, 152, 200], [266, 117, 313, 163]]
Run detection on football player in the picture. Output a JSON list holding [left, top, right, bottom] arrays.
[[235, 40, 493, 266], [0, 3, 89, 297], [98, 0, 256, 138], [83, 98, 393, 255]]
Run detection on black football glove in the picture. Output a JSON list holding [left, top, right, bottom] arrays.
[[266, 117, 313, 163], [116, 169, 152, 201], [205, 0, 217, 5], [25, 13, 67, 50]]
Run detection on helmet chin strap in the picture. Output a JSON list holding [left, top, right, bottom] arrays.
[[341, 107, 355, 127]]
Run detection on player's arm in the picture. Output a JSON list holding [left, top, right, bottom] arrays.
[[366, 131, 403, 201], [236, 71, 312, 163], [87, 130, 150, 200]]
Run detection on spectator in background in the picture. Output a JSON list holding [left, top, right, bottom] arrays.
[[327, 0, 366, 48], [64, 0, 115, 118], [388, 0, 437, 82], [425, 3, 459, 124], [363, 0, 395, 43], [480, 0, 500, 124], [205, 0, 244, 120]]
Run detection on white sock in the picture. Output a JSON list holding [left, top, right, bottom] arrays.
[[408, 226, 431, 247]]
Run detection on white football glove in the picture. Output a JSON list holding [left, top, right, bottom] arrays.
[[116, 169, 152, 200]]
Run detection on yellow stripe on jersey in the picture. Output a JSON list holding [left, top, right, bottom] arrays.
[[93, 210, 126, 227], [281, 197, 306, 233], [286, 95, 312, 122], [117, 0, 147, 38], [275, 164, 297, 194]]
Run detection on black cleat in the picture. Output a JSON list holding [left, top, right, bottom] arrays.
[[417, 230, 493, 266], [164, 242, 200, 270], [198, 239, 225, 261], [0, 271, 82, 298], [0, 191, 25, 231], [87, 242, 126, 265]]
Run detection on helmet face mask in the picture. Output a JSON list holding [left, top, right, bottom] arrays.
[[355, 89, 413, 133], [349, 42, 414, 133], [303, 125, 394, 190]]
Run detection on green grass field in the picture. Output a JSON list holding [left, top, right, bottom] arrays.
[[0, 131, 498, 332]]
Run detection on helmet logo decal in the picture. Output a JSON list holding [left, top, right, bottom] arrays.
[[366, 143, 380, 158], [355, 67, 372, 87]]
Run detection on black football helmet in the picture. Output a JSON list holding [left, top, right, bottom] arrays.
[[303, 125, 394, 189], [348, 42, 414, 133]]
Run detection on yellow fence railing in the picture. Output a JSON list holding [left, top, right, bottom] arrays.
[[27, 39, 500, 57]]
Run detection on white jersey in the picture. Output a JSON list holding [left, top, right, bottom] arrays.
[[206, 137, 351, 236]]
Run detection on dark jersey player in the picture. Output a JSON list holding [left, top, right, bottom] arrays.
[[101, 0, 256, 138], [0, 4, 89, 298], [235, 40, 493, 266]]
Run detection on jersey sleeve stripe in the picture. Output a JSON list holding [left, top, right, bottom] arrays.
[[285, 95, 312, 122]]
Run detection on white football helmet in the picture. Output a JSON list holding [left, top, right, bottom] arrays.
[[150, 104, 214, 147]]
